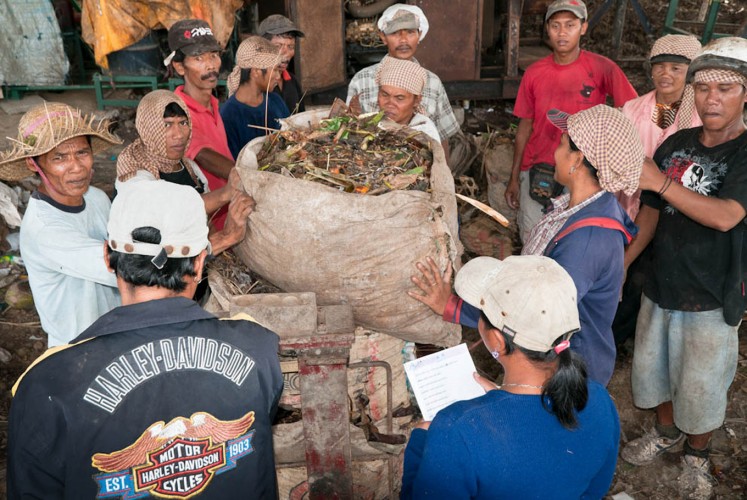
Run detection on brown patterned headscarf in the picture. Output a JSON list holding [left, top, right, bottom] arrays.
[[117, 90, 198, 182], [226, 36, 283, 97]]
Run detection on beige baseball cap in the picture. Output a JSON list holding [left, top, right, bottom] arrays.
[[454, 255, 580, 353], [545, 0, 588, 22]]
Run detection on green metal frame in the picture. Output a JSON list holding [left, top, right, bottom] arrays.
[[5, 2, 242, 109], [93, 74, 158, 109], [663, 0, 727, 43]]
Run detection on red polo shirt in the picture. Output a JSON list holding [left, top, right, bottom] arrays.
[[174, 85, 231, 229]]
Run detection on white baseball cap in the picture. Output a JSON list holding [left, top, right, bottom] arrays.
[[454, 255, 580, 352], [378, 4, 429, 42], [108, 181, 209, 268]]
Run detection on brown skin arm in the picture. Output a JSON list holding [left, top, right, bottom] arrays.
[[624, 203, 659, 272], [407, 257, 453, 316], [194, 147, 234, 180], [639, 158, 746, 232], [505, 118, 533, 209], [201, 168, 243, 215], [207, 192, 255, 255]]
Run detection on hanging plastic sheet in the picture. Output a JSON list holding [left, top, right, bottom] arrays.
[[81, 0, 243, 70], [0, 0, 70, 85]]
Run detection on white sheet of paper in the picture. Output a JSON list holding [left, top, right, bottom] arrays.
[[404, 343, 486, 421]]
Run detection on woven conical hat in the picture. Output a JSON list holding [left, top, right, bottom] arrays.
[[0, 101, 122, 182]]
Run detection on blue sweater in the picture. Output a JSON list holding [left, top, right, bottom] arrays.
[[447, 193, 636, 385], [401, 382, 620, 499], [220, 93, 290, 159]]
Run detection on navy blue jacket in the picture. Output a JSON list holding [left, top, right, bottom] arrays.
[[7, 297, 283, 499], [447, 193, 636, 385]]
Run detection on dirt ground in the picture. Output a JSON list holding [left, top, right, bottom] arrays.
[[1, 0, 747, 497]]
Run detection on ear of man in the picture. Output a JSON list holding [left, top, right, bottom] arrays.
[[172, 61, 186, 77]]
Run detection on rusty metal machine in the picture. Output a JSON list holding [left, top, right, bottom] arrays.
[[229, 292, 403, 499]]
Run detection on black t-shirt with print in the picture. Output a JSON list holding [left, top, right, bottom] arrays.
[[641, 127, 747, 325]]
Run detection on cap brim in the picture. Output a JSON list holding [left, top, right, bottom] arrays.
[[650, 54, 692, 64], [454, 257, 506, 311], [265, 28, 305, 38], [181, 41, 223, 56], [547, 108, 571, 132]]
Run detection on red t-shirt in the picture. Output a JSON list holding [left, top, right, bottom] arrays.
[[174, 86, 232, 229], [514, 50, 638, 171]]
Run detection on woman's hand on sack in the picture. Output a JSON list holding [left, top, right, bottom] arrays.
[[408, 257, 453, 316]]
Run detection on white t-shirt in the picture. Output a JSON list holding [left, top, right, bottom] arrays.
[[408, 113, 441, 144], [20, 187, 120, 346]]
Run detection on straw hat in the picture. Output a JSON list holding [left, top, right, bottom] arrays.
[[0, 102, 121, 182]]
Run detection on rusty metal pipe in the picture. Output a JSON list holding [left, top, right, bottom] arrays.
[[349, 360, 395, 497]]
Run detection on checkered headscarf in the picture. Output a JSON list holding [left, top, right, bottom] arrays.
[[117, 90, 201, 184], [548, 105, 644, 196], [649, 35, 701, 63], [227, 36, 283, 97], [692, 68, 747, 86], [375, 55, 427, 96]]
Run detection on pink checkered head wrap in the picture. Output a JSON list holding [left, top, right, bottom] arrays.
[[375, 55, 427, 96], [692, 68, 747, 86], [548, 105, 644, 196], [649, 34, 701, 63]]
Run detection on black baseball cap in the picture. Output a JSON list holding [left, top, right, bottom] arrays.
[[167, 19, 222, 57], [257, 15, 305, 38]]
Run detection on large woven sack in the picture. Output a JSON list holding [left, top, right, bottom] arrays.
[[234, 108, 462, 346]]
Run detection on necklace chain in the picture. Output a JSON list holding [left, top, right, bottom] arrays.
[[499, 383, 543, 390]]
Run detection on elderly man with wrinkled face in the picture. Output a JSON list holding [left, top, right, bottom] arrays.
[[347, 3, 458, 157], [375, 56, 441, 147]]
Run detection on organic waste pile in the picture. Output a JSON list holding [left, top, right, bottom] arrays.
[[256, 104, 434, 195], [207, 251, 281, 296]]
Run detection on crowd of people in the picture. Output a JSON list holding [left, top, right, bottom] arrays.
[[1, 1, 746, 498]]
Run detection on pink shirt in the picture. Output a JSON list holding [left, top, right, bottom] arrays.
[[175, 86, 231, 229], [618, 90, 702, 220]]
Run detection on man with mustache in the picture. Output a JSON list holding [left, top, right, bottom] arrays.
[[346, 3, 458, 158], [166, 19, 235, 229], [258, 14, 306, 114]]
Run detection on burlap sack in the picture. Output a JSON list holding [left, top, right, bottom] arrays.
[[234, 108, 462, 346]]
